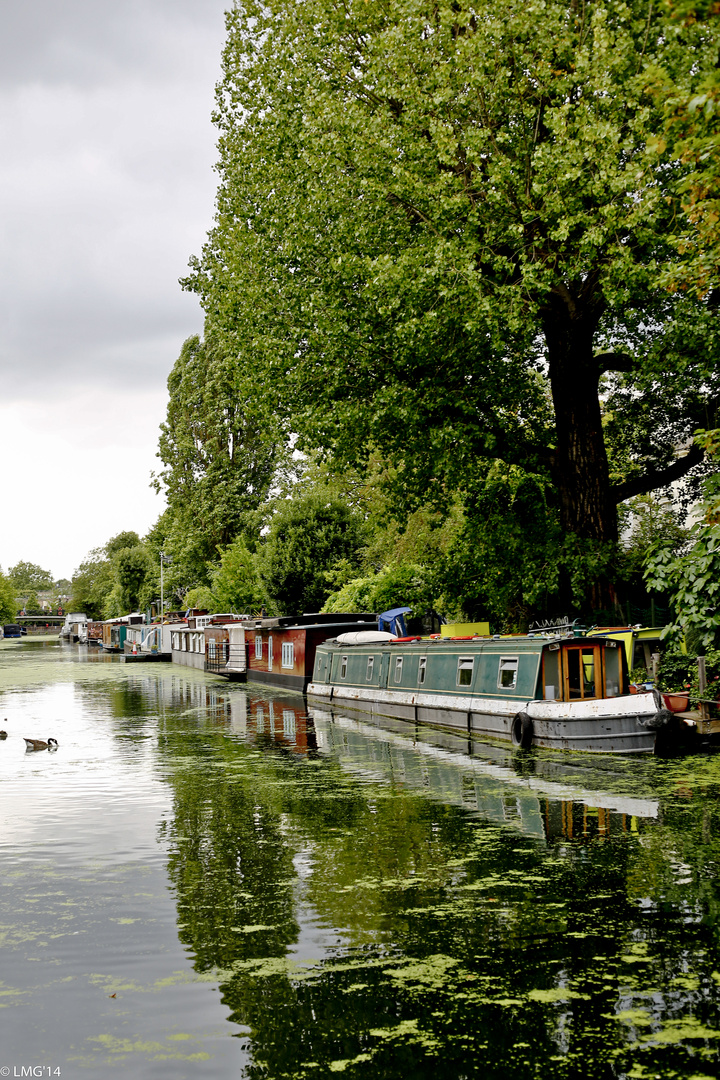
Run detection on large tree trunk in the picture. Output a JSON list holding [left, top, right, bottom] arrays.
[[543, 292, 618, 544]]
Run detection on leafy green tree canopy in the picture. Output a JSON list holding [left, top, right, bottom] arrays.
[[8, 561, 54, 592], [105, 532, 141, 558], [71, 548, 114, 620], [0, 569, 17, 624], [655, 2, 720, 294], [622, 495, 690, 575], [212, 536, 267, 614], [72, 532, 154, 620], [323, 560, 438, 619], [644, 429, 720, 650], [261, 489, 366, 615], [153, 334, 281, 580], [188, 0, 719, 554], [114, 546, 151, 614]]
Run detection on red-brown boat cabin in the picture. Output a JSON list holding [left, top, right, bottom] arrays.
[[246, 613, 377, 692]]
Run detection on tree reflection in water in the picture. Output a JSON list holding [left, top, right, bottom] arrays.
[[146, 681, 720, 1079]]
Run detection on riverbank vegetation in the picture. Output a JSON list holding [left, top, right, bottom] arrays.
[[69, 1, 720, 645], [0, 562, 72, 621]]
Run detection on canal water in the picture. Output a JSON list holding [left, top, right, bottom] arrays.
[[1, 637, 720, 1079]]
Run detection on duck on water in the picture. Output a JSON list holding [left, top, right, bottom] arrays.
[[308, 629, 699, 755], [24, 738, 58, 751]]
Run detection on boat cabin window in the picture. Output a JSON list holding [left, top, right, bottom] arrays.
[[604, 643, 621, 697], [457, 657, 474, 687], [394, 656, 404, 683], [366, 656, 374, 681], [498, 657, 518, 690], [255, 636, 262, 659], [281, 642, 294, 668], [418, 657, 427, 685], [340, 655, 348, 680]]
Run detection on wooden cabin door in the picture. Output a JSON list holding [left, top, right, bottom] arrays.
[[562, 645, 603, 701]]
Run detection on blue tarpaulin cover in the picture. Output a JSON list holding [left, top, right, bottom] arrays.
[[378, 607, 412, 636]]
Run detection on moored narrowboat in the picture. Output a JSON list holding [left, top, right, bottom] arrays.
[[245, 613, 377, 692], [307, 631, 697, 754], [101, 613, 145, 652], [60, 612, 88, 642]]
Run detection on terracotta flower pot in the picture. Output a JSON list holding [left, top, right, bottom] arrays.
[[661, 692, 690, 713]]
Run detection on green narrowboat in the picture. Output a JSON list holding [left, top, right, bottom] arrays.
[[307, 631, 696, 754]]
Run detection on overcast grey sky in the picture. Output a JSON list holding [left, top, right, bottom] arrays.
[[0, 0, 228, 580]]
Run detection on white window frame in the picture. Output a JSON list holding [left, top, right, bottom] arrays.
[[456, 657, 474, 687], [282, 642, 294, 668], [394, 656, 404, 684], [498, 657, 519, 690], [418, 657, 427, 685], [255, 635, 262, 659], [340, 655, 348, 679], [366, 656, 374, 681]]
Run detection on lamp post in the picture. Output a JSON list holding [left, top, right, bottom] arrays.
[[159, 553, 172, 620]]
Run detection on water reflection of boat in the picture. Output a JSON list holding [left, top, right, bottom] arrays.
[[307, 703, 659, 842], [231, 691, 317, 755], [113, 669, 318, 756]]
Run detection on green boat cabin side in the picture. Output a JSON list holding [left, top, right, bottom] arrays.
[[312, 637, 628, 703]]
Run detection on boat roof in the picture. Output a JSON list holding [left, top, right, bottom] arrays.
[[322, 632, 582, 649], [246, 614, 376, 630]]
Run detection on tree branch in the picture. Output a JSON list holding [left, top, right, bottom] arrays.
[[611, 441, 705, 503]]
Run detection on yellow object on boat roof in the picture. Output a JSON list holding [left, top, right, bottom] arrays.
[[586, 625, 685, 669], [440, 622, 490, 638]]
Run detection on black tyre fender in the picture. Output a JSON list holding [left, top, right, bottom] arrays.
[[640, 708, 673, 731], [511, 711, 534, 749]]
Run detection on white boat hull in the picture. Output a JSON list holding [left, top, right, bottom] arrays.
[[307, 682, 688, 754]]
